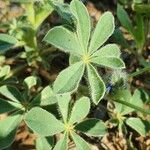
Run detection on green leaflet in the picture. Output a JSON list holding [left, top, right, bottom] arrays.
[[0, 34, 18, 51], [117, 4, 133, 33], [133, 14, 145, 49], [0, 85, 25, 103], [35, 136, 53, 150], [87, 64, 105, 104], [0, 114, 22, 149], [0, 98, 17, 114], [50, 1, 76, 29], [32, 85, 57, 106], [92, 44, 121, 58], [70, 0, 91, 52], [75, 118, 107, 136], [89, 12, 115, 54], [23, 76, 37, 90], [53, 133, 68, 150], [126, 117, 149, 136], [71, 131, 91, 150], [43, 26, 82, 55], [69, 97, 90, 124], [91, 44, 125, 69], [25, 107, 65, 136], [53, 62, 85, 94], [0, 65, 10, 78], [92, 57, 125, 69], [57, 94, 71, 123], [34, 3, 53, 30]]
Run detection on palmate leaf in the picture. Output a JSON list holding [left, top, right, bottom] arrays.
[[75, 118, 107, 136], [91, 44, 125, 69], [53, 133, 68, 150], [69, 97, 90, 124], [71, 131, 91, 150], [25, 107, 65, 136], [53, 62, 85, 94], [89, 12, 115, 54], [87, 64, 105, 104], [35, 136, 53, 150], [70, 0, 91, 52], [0, 114, 22, 149], [57, 94, 71, 123], [44, 26, 82, 55]]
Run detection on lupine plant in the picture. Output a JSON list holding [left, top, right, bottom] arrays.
[[0, 76, 57, 149], [44, 0, 125, 104], [25, 94, 107, 149], [108, 89, 149, 136]]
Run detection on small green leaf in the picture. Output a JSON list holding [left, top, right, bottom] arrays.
[[0, 98, 16, 114], [71, 131, 91, 150], [91, 44, 125, 69], [25, 107, 65, 136], [0, 34, 18, 51], [70, 0, 91, 51], [0, 65, 10, 78], [92, 44, 121, 57], [87, 64, 105, 104], [36, 136, 53, 150], [75, 118, 107, 136], [57, 94, 71, 123], [126, 117, 149, 136], [117, 4, 133, 33], [24, 76, 37, 90], [53, 133, 68, 150], [35, 3, 53, 29], [50, 1, 75, 28], [89, 12, 114, 54], [0, 85, 24, 103], [69, 97, 90, 124], [44, 26, 82, 55], [53, 62, 85, 94], [92, 57, 125, 69], [32, 85, 57, 106], [0, 114, 22, 149], [133, 14, 145, 49]]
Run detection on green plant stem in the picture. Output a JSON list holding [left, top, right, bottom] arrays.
[[111, 99, 150, 115], [128, 66, 150, 78]]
